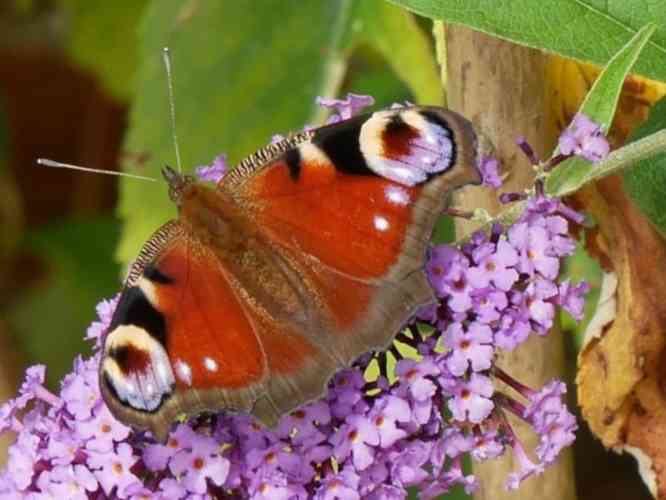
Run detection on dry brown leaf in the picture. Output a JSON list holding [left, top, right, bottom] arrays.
[[574, 175, 666, 498]]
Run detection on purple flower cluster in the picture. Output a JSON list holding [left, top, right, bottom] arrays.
[[0, 98, 608, 499]]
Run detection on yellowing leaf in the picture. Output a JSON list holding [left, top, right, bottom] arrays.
[[575, 177, 666, 497], [546, 56, 666, 146]]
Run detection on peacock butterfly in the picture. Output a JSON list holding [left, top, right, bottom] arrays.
[[100, 106, 481, 441]]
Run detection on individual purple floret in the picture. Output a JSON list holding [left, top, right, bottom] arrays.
[[85, 295, 119, 348], [558, 113, 610, 163], [316, 93, 375, 124], [478, 156, 502, 188], [443, 322, 494, 375], [0, 93, 600, 498], [194, 153, 228, 183]]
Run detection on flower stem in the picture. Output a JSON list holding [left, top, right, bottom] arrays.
[[492, 366, 535, 399]]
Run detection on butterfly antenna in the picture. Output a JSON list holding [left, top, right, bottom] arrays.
[[162, 47, 183, 174], [36, 158, 157, 182]]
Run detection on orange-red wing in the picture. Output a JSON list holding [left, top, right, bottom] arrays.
[[214, 107, 481, 417], [244, 156, 421, 281], [223, 108, 480, 332], [224, 107, 480, 286], [100, 222, 337, 440], [153, 240, 265, 391]]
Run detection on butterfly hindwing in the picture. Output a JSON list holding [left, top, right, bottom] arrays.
[[101, 221, 340, 440]]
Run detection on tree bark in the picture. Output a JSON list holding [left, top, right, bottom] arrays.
[[442, 24, 577, 500]]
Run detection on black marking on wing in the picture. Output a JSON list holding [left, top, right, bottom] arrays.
[[143, 263, 174, 284], [108, 287, 167, 346], [109, 344, 130, 369], [312, 113, 375, 176], [284, 147, 302, 181], [385, 112, 408, 135]]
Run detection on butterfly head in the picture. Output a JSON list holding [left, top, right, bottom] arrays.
[[162, 165, 195, 207]]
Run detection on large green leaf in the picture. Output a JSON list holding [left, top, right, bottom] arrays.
[[578, 24, 657, 132], [388, 0, 666, 83], [341, 47, 414, 107], [61, 0, 149, 100], [546, 24, 656, 196], [345, 0, 443, 104], [117, 0, 353, 264], [623, 96, 666, 235]]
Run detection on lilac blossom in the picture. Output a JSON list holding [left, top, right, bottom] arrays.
[[0, 94, 593, 498], [558, 113, 610, 163], [368, 396, 411, 448], [168, 434, 229, 494], [332, 415, 380, 471], [88, 443, 140, 498], [85, 295, 119, 347], [426, 245, 473, 312], [316, 93, 375, 124], [478, 156, 502, 188], [38, 465, 98, 499], [447, 373, 495, 424], [558, 280, 590, 320], [194, 154, 228, 183], [443, 322, 494, 375]]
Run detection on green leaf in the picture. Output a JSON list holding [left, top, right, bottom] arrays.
[[342, 48, 414, 106], [61, 0, 149, 100], [388, 0, 666, 83], [579, 24, 658, 132], [7, 218, 121, 386], [546, 23, 656, 196], [346, 0, 443, 103], [623, 96, 666, 235], [117, 0, 353, 264]]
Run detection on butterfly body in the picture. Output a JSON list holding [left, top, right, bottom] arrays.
[[100, 106, 481, 441]]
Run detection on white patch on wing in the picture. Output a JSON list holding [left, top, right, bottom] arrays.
[[102, 324, 175, 412], [203, 357, 218, 372], [298, 142, 332, 166], [137, 276, 158, 306], [399, 109, 430, 137], [174, 359, 192, 386], [384, 185, 410, 206], [359, 109, 425, 186], [400, 109, 453, 173], [359, 109, 391, 158], [373, 215, 390, 232], [359, 108, 454, 186]]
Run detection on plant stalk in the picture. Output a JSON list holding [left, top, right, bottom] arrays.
[[441, 23, 577, 500]]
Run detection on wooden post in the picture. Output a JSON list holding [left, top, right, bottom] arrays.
[[442, 24, 577, 500]]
